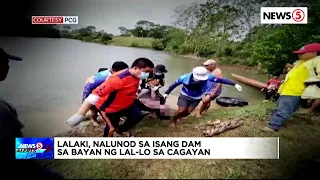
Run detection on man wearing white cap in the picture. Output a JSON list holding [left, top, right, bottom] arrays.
[[163, 66, 242, 128], [196, 59, 222, 117]]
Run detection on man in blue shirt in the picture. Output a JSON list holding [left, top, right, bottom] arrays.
[[81, 61, 128, 126], [163, 66, 242, 128]]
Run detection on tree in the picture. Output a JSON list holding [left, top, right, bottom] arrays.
[[172, 2, 200, 34], [118, 26, 129, 35], [63, 26, 71, 31], [85, 26, 96, 33]]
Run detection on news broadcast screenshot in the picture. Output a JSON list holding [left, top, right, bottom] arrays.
[[0, 0, 319, 179]]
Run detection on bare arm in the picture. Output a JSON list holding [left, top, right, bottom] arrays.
[[210, 69, 223, 98]]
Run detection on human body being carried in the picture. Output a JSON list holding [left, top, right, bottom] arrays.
[[81, 62, 129, 126], [197, 60, 223, 117], [66, 58, 155, 137], [137, 64, 168, 118], [162, 66, 242, 128]]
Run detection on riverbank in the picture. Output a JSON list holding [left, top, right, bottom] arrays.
[[109, 36, 155, 49], [42, 102, 320, 179]]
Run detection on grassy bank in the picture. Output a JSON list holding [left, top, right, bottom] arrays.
[[110, 36, 155, 49], [42, 102, 320, 179]]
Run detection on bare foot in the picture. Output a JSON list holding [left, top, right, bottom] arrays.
[[196, 113, 202, 118], [148, 113, 158, 119], [300, 109, 312, 114], [91, 119, 100, 127], [169, 120, 176, 129]]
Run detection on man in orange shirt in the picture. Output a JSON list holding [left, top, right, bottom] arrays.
[[66, 58, 154, 137]]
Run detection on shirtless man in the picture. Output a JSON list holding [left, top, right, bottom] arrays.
[[196, 59, 223, 117]]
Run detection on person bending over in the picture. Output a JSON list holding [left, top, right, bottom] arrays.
[[261, 74, 281, 101], [81, 61, 129, 126], [197, 59, 223, 117], [163, 66, 242, 128], [66, 58, 154, 137]]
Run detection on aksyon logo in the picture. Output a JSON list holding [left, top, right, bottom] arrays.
[[261, 7, 308, 24]]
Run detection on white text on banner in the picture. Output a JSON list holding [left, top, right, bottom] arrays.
[[54, 137, 279, 159]]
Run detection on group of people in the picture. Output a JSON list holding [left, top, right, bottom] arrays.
[[0, 42, 319, 177], [66, 58, 243, 137], [262, 43, 320, 131]]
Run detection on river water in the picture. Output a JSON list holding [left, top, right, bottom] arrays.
[[0, 37, 267, 136]]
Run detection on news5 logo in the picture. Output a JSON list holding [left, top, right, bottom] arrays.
[[15, 138, 54, 159], [261, 7, 308, 24]]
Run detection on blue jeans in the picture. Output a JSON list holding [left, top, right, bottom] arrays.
[[269, 95, 301, 130]]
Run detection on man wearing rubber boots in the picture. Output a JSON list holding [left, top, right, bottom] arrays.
[[66, 58, 154, 137], [163, 66, 242, 128], [196, 59, 223, 117]]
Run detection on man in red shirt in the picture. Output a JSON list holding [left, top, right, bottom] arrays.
[[66, 58, 154, 137]]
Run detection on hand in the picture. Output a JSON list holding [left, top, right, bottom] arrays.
[[65, 114, 85, 127], [203, 95, 211, 102], [151, 86, 159, 92], [163, 94, 168, 99], [235, 84, 242, 91]]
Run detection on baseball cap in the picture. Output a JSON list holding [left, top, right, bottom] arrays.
[[111, 61, 129, 71], [0, 48, 23, 61], [192, 66, 209, 81], [155, 64, 168, 73], [292, 43, 320, 54], [203, 59, 216, 66]]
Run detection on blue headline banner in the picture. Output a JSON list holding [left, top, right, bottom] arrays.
[[15, 137, 54, 159]]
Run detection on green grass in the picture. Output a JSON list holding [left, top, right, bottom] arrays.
[[42, 102, 320, 179], [110, 36, 155, 49]]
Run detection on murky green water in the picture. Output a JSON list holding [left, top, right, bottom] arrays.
[[0, 37, 266, 136]]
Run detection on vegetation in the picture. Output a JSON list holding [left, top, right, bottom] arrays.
[[60, 26, 113, 45], [3, 0, 319, 75], [110, 36, 155, 49], [43, 102, 320, 179], [116, 0, 320, 75]]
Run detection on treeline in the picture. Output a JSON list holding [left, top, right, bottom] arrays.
[[60, 26, 114, 44], [119, 0, 320, 75]]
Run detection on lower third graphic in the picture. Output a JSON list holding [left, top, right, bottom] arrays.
[[15, 137, 54, 159]]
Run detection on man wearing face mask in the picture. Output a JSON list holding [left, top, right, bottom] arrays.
[[66, 58, 154, 137], [163, 66, 242, 128]]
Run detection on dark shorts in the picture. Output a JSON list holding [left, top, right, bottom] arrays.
[[100, 102, 147, 137], [177, 94, 201, 108]]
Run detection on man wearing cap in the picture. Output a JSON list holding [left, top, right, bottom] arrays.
[[263, 43, 320, 132], [0, 48, 63, 178], [137, 64, 168, 118], [163, 66, 242, 128], [196, 59, 223, 117]]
